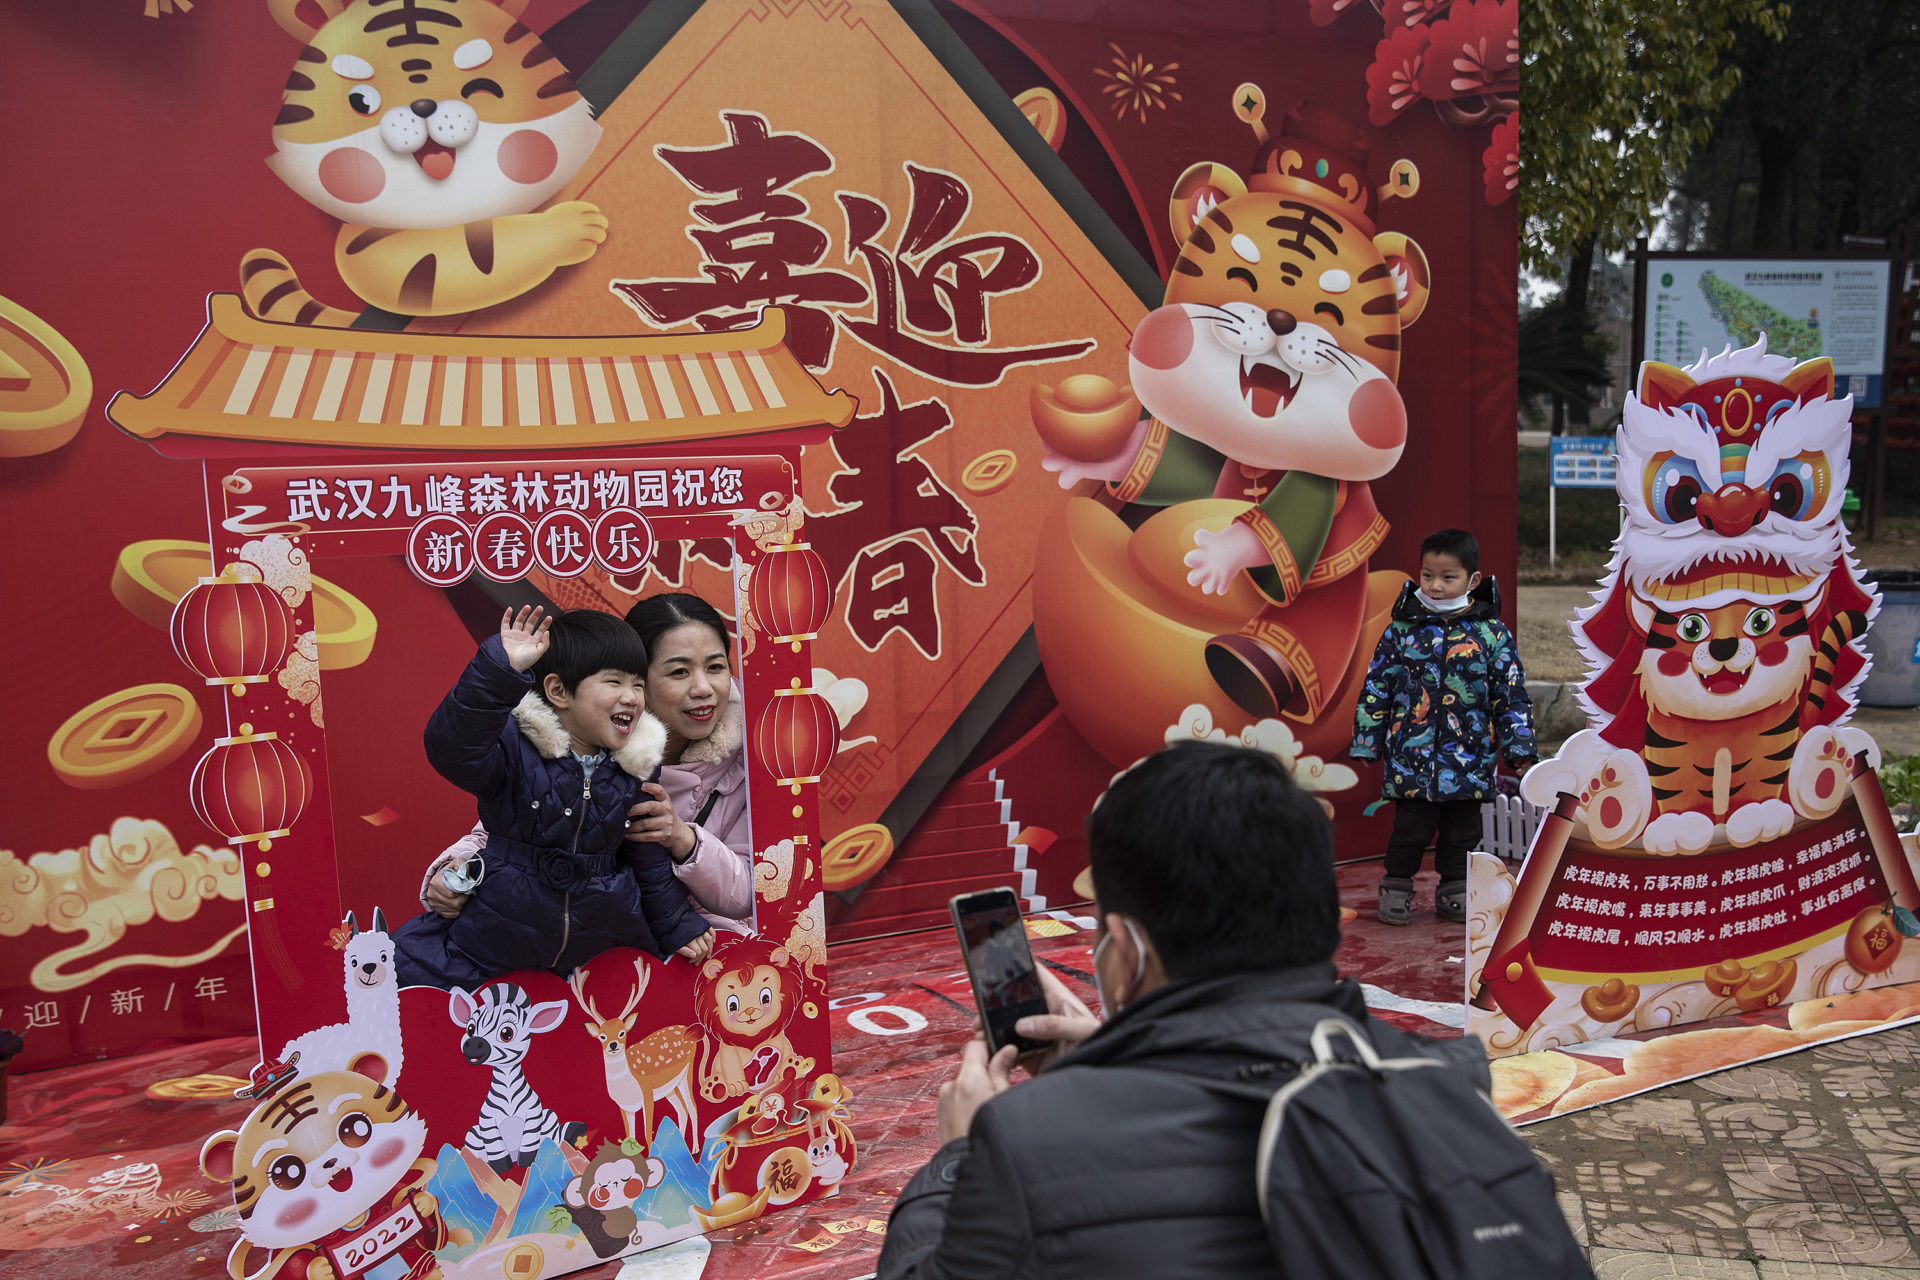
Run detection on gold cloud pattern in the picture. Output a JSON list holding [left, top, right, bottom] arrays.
[[0, 817, 247, 993]]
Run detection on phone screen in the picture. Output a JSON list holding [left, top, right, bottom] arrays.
[[952, 889, 1050, 1057]]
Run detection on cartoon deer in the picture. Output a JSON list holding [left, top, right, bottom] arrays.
[[568, 957, 702, 1148]]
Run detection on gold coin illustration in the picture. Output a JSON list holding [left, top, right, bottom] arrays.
[[758, 1145, 813, 1206], [49, 682, 204, 790], [1014, 87, 1067, 151], [499, 1241, 544, 1279], [822, 822, 894, 892], [0, 294, 92, 458], [146, 1073, 250, 1101], [961, 449, 1019, 495], [112, 539, 377, 668]]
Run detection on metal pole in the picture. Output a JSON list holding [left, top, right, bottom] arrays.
[[1549, 478, 1557, 566]]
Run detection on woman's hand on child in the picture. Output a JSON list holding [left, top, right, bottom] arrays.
[[629, 783, 697, 861], [499, 605, 552, 672], [675, 929, 716, 964]]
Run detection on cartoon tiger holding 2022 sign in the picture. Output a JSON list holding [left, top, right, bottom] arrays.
[[243, 0, 605, 324], [1031, 85, 1429, 764]]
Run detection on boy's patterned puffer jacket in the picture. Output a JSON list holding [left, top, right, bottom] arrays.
[[1349, 577, 1536, 802]]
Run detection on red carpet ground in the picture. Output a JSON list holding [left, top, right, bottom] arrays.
[[0, 864, 1458, 1279]]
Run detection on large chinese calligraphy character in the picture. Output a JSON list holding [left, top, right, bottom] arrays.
[[611, 112, 868, 370], [837, 165, 1094, 387], [812, 371, 981, 658]]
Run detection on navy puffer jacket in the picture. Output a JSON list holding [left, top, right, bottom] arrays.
[[392, 636, 709, 990]]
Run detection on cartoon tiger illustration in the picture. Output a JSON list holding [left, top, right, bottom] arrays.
[[1036, 86, 1430, 726], [1525, 338, 1882, 854], [244, 0, 606, 324], [199, 1051, 446, 1280]]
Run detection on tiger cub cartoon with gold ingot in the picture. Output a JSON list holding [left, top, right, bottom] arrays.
[[243, 0, 605, 324], [200, 1052, 447, 1280], [1035, 85, 1429, 726]]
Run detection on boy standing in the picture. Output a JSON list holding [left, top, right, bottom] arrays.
[[1349, 530, 1536, 926]]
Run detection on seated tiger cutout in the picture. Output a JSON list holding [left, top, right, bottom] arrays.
[[244, 0, 607, 324], [1033, 85, 1429, 736]]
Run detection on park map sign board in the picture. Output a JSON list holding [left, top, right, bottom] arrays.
[[1642, 256, 1892, 406]]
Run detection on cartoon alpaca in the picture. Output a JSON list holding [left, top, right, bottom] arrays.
[[567, 958, 702, 1148], [280, 909, 404, 1084], [449, 982, 582, 1173]]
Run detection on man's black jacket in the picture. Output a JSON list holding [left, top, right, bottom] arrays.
[[876, 962, 1476, 1278]]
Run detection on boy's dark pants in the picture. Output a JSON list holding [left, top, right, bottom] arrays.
[[1383, 798, 1482, 883]]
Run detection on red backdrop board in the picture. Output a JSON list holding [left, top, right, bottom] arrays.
[[0, 0, 1517, 1080]]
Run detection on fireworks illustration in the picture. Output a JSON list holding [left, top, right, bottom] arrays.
[[1094, 44, 1180, 124], [0, 1156, 73, 1192]]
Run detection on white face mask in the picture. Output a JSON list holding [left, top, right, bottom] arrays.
[[1092, 918, 1149, 1017], [1416, 588, 1475, 614]]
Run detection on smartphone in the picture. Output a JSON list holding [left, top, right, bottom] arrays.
[[950, 888, 1050, 1057]]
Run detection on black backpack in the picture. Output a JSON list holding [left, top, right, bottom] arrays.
[[1165, 1014, 1591, 1280]]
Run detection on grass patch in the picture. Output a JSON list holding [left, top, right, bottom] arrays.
[[1518, 446, 1620, 556]]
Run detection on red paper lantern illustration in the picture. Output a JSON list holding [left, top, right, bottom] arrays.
[[755, 685, 841, 788], [190, 723, 311, 850], [169, 575, 296, 696], [748, 542, 832, 642]]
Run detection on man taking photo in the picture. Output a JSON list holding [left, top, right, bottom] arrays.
[[875, 738, 1581, 1279]]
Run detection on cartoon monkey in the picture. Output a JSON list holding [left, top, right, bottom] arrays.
[[692, 939, 817, 1102], [244, 0, 606, 323], [561, 1142, 665, 1259]]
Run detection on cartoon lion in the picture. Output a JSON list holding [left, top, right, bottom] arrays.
[[692, 939, 816, 1103], [243, 0, 606, 324], [1031, 86, 1428, 764]]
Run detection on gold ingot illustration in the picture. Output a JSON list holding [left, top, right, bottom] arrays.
[[1034, 496, 1402, 767], [694, 1186, 774, 1230], [1126, 499, 1268, 622], [0, 294, 91, 458], [1580, 976, 1640, 1022], [1030, 374, 1141, 462], [1734, 958, 1797, 1011], [111, 538, 376, 668], [822, 823, 894, 893], [48, 682, 203, 789]]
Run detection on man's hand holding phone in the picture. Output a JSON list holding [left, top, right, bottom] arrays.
[[1010, 964, 1101, 1072]]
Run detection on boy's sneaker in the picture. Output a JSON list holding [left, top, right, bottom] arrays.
[[1377, 877, 1415, 926], [1435, 879, 1467, 922]]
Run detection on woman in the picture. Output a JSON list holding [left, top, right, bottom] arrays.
[[422, 592, 753, 935]]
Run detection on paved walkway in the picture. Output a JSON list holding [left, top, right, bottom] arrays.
[[1524, 1024, 1920, 1276]]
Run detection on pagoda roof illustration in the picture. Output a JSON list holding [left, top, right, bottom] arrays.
[[107, 295, 854, 455]]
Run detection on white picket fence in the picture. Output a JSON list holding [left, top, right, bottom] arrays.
[[1480, 791, 1545, 864]]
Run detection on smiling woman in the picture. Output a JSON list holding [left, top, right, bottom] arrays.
[[419, 593, 756, 945]]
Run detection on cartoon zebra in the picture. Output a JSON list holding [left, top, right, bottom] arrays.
[[447, 982, 583, 1172]]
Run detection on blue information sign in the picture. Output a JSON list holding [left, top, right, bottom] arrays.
[[1549, 436, 1617, 489]]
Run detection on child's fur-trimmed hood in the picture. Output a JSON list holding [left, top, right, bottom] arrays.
[[510, 691, 667, 777]]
